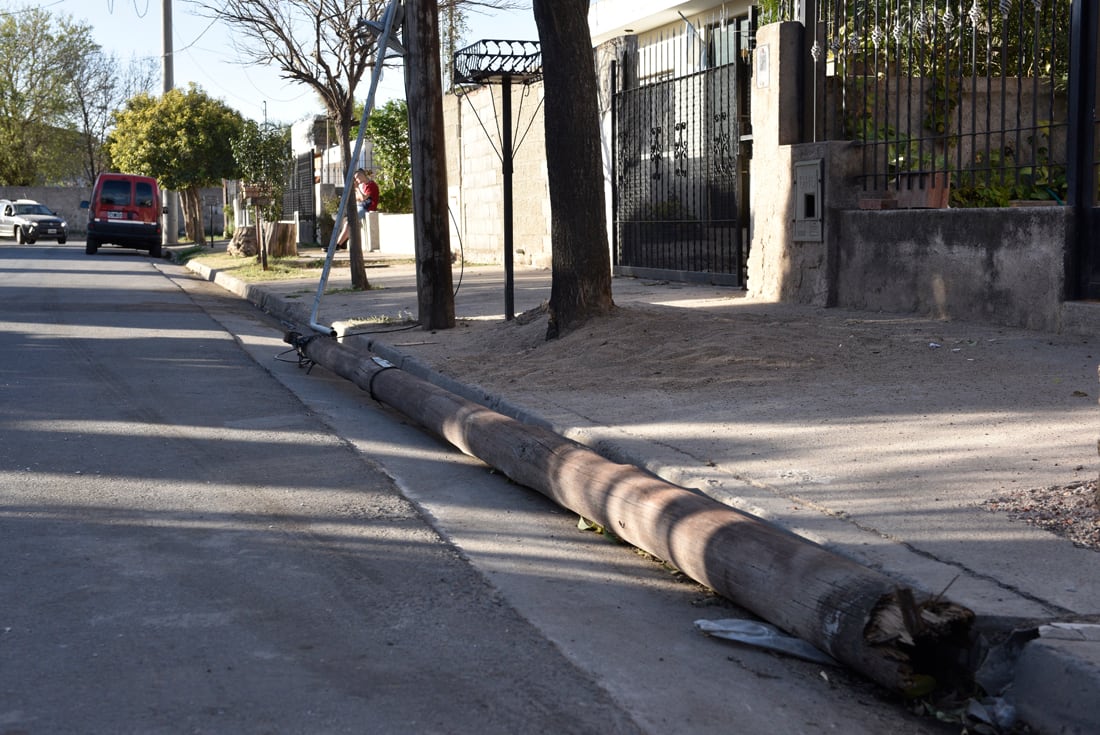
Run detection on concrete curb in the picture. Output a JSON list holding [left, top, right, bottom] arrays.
[[1011, 638, 1100, 734]]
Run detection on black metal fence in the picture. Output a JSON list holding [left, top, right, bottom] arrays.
[[799, 0, 1091, 207], [611, 11, 754, 285], [283, 151, 316, 242]]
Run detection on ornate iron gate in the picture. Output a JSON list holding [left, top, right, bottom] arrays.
[[611, 16, 752, 286]]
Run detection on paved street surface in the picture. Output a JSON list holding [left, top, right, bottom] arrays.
[[0, 243, 957, 733]]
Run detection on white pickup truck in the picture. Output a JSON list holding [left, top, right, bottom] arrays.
[[0, 198, 68, 244]]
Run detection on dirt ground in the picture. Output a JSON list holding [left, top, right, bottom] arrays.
[[384, 296, 958, 398]]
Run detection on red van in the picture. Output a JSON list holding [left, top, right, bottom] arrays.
[[85, 173, 164, 257]]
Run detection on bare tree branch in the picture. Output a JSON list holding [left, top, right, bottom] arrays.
[[70, 51, 158, 183], [186, 0, 526, 287], [188, 0, 387, 288]]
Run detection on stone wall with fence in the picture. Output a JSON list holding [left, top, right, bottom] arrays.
[[748, 21, 1091, 336]]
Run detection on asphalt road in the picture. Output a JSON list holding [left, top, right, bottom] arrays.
[[0, 243, 955, 734]]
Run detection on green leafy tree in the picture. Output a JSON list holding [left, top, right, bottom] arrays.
[[231, 119, 292, 219], [109, 84, 244, 246], [364, 99, 412, 213], [0, 7, 94, 184]]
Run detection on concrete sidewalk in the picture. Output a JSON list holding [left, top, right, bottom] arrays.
[[176, 245, 1100, 734]]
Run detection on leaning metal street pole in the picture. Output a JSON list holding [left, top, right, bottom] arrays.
[[309, 0, 404, 336]]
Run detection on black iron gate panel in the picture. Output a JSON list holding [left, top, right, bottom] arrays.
[[283, 151, 316, 242], [1069, 0, 1100, 299], [613, 62, 744, 285]]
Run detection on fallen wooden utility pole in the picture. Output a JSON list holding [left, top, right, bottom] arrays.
[[286, 331, 975, 696]]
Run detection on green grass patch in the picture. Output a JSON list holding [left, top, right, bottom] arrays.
[[325, 285, 383, 295], [190, 253, 339, 282], [173, 245, 209, 264], [188, 251, 411, 284], [346, 314, 404, 325], [367, 258, 416, 267]]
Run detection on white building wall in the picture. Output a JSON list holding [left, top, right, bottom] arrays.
[[589, 0, 735, 43]]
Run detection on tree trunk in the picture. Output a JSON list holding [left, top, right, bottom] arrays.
[[404, 0, 455, 330], [339, 122, 369, 291], [181, 186, 205, 246], [265, 222, 297, 258], [532, 0, 614, 339]]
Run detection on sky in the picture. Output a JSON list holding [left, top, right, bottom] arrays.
[[42, 0, 538, 126]]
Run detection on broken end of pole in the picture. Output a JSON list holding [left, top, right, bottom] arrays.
[[864, 588, 977, 698], [284, 329, 333, 351]]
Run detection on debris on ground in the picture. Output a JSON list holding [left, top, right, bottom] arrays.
[[983, 479, 1100, 550]]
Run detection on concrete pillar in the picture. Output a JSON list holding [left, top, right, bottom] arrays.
[[746, 22, 801, 302], [752, 22, 804, 149], [363, 211, 381, 252]]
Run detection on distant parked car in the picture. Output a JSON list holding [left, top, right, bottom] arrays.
[[84, 173, 163, 257], [0, 199, 68, 244]]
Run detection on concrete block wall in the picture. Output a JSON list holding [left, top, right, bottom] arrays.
[[443, 85, 551, 268], [747, 22, 827, 305], [836, 207, 1070, 331], [0, 186, 90, 235]]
